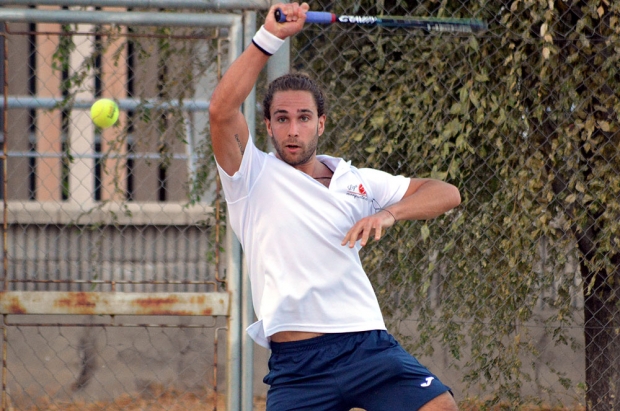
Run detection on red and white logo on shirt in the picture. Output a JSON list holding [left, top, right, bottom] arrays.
[[347, 183, 368, 200]]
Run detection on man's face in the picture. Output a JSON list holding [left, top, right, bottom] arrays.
[[265, 90, 326, 168]]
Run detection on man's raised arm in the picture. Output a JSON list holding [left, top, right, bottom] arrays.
[[208, 3, 309, 176]]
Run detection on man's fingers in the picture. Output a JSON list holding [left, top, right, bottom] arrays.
[[341, 227, 360, 248], [271, 2, 308, 23], [374, 225, 383, 242], [281, 2, 310, 21], [360, 223, 383, 247], [359, 227, 370, 247], [341, 231, 356, 248], [342, 221, 384, 248], [265, 2, 309, 38], [342, 211, 395, 248]]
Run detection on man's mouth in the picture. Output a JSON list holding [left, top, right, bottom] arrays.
[[285, 144, 300, 152]]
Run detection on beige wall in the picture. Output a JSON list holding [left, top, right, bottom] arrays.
[[35, 9, 63, 201]]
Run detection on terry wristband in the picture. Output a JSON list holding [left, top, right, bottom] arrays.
[[252, 25, 285, 56]]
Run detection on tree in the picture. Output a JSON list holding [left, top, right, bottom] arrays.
[[290, 0, 619, 408]]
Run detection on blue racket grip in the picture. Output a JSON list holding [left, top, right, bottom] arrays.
[[274, 9, 335, 24]]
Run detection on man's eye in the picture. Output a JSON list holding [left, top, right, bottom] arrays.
[[300, 116, 310, 122], [276, 117, 287, 123]]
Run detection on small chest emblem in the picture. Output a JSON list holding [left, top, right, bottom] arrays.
[[346, 183, 368, 200]]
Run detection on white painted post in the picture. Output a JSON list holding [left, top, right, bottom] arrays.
[[68, 17, 95, 209]]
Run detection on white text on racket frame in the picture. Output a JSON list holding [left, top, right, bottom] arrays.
[[338, 15, 378, 24]]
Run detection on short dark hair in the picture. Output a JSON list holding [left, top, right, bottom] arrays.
[[263, 72, 328, 120]]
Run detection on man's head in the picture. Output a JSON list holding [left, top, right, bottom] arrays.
[[263, 73, 327, 121], [263, 73, 327, 168]]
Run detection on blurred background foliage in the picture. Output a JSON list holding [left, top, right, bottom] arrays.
[[256, 0, 620, 408]]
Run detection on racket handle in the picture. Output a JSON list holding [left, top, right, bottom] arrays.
[[274, 9, 336, 24]]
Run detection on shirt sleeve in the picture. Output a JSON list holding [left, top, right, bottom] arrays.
[[357, 167, 410, 209], [215, 133, 266, 203]]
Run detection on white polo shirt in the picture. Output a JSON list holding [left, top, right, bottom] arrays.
[[217, 135, 409, 348]]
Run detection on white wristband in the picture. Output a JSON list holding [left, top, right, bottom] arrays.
[[252, 25, 285, 56]]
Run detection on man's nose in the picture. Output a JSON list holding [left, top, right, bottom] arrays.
[[288, 120, 300, 136]]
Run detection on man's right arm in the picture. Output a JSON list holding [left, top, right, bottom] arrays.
[[208, 45, 268, 176], [208, 3, 309, 176]]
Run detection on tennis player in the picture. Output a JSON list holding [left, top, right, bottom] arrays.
[[209, 3, 461, 410]]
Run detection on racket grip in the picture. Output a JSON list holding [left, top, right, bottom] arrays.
[[274, 9, 336, 24]]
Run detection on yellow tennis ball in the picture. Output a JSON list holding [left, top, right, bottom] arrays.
[[90, 98, 119, 129]]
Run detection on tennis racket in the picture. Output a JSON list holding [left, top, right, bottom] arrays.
[[274, 9, 488, 33]]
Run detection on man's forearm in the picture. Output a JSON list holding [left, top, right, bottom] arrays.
[[386, 180, 461, 221], [209, 45, 269, 122]]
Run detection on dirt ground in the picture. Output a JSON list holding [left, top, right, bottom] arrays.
[[13, 387, 586, 411], [4, 311, 586, 411], [12, 386, 243, 411]]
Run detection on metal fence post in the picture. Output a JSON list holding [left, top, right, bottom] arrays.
[[225, 16, 245, 411], [241, 12, 256, 411]]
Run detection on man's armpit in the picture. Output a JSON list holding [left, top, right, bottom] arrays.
[[234, 134, 244, 155]]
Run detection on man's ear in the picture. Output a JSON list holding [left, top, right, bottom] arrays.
[[265, 118, 272, 136], [318, 114, 326, 136]]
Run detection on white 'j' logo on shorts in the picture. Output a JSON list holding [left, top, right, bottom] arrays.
[[421, 377, 434, 387]]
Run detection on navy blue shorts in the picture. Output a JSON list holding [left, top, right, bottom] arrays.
[[264, 330, 451, 411]]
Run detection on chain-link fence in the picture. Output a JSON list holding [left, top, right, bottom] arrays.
[[2, 0, 620, 410], [0, 3, 251, 410]]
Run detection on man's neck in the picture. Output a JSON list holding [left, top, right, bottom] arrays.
[[309, 159, 333, 188]]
